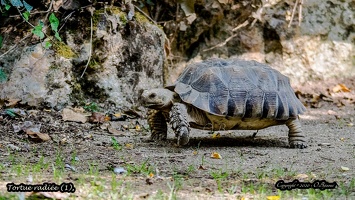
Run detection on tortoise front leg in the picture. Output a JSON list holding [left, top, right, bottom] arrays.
[[170, 103, 190, 146], [286, 118, 307, 149], [147, 109, 167, 141]]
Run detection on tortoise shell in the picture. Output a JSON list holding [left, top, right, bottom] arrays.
[[167, 58, 305, 120]]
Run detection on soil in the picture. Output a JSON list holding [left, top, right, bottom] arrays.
[[0, 78, 355, 199]]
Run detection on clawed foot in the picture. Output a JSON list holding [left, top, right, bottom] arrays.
[[289, 141, 307, 149], [150, 132, 167, 142], [175, 126, 189, 146], [170, 103, 190, 146]]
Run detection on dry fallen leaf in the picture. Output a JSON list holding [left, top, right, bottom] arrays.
[[332, 84, 350, 93], [73, 107, 85, 112], [211, 152, 222, 159], [266, 196, 280, 200], [26, 130, 50, 142], [295, 173, 309, 179], [104, 116, 111, 121], [62, 108, 87, 123], [88, 112, 105, 123], [125, 143, 134, 149], [327, 110, 337, 115], [212, 132, 221, 139], [135, 125, 142, 132], [108, 126, 123, 135], [110, 113, 128, 121], [193, 150, 198, 155], [5, 98, 21, 107], [198, 165, 207, 170]]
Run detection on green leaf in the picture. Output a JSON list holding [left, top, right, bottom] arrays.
[[0, 35, 3, 48], [23, 0, 32, 11], [146, 0, 154, 6], [54, 32, 61, 41], [10, 0, 22, 7], [49, 13, 59, 32], [44, 41, 52, 49], [32, 23, 44, 39], [23, 11, 29, 21], [0, 68, 7, 83], [5, 4, 11, 10], [49, 13, 61, 41], [5, 109, 16, 117]]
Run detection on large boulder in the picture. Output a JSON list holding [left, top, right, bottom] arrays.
[[0, 7, 165, 110], [163, 0, 354, 85]]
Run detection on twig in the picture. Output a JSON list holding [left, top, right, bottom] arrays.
[[16, 7, 35, 28], [288, 0, 299, 27], [154, 3, 162, 22], [298, 0, 303, 26], [80, 17, 93, 78], [133, 4, 157, 25], [203, 20, 249, 52], [0, 33, 32, 59], [59, 11, 76, 32], [43, 0, 54, 25], [232, 20, 250, 32]]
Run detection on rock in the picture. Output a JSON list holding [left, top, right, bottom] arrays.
[[0, 7, 165, 110], [163, 0, 355, 86]]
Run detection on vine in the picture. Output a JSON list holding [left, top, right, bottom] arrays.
[[0, 0, 61, 50]]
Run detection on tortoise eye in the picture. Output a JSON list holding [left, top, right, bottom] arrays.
[[149, 93, 156, 98]]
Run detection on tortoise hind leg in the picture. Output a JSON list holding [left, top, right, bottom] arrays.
[[286, 118, 307, 149], [147, 109, 168, 141], [170, 103, 190, 146]]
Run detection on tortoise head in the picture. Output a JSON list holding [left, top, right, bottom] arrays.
[[141, 88, 175, 110]]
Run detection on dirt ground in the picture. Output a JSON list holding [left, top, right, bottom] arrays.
[[0, 78, 355, 199]]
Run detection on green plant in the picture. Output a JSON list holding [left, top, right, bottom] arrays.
[[52, 151, 65, 179], [125, 159, 153, 176], [88, 161, 99, 176], [227, 184, 238, 195], [49, 13, 61, 41], [84, 102, 99, 112], [172, 172, 184, 190], [0, 35, 3, 48], [111, 137, 122, 151], [167, 172, 184, 200], [1, 0, 61, 48], [110, 175, 123, 191], [186, 165, 196, 175], [210, 170, 229, 192], [71, 151, 78, 165], [32, 156, 49, 173]]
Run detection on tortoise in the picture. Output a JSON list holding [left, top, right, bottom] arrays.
[[141, 58, 307, 148]]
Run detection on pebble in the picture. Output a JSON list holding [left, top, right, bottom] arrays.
[[6, 144, 21, 151], [114, 167, 127, 174]]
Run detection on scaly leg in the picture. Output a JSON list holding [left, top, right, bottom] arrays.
[[147, 109, 167, 141], [170, 103, 190, 146], [286, 118, 307, 149]]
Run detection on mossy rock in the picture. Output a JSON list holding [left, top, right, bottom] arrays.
[[54, 42, 76, 59]]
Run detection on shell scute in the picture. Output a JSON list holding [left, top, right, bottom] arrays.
[[169, 58, 305, 119]]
